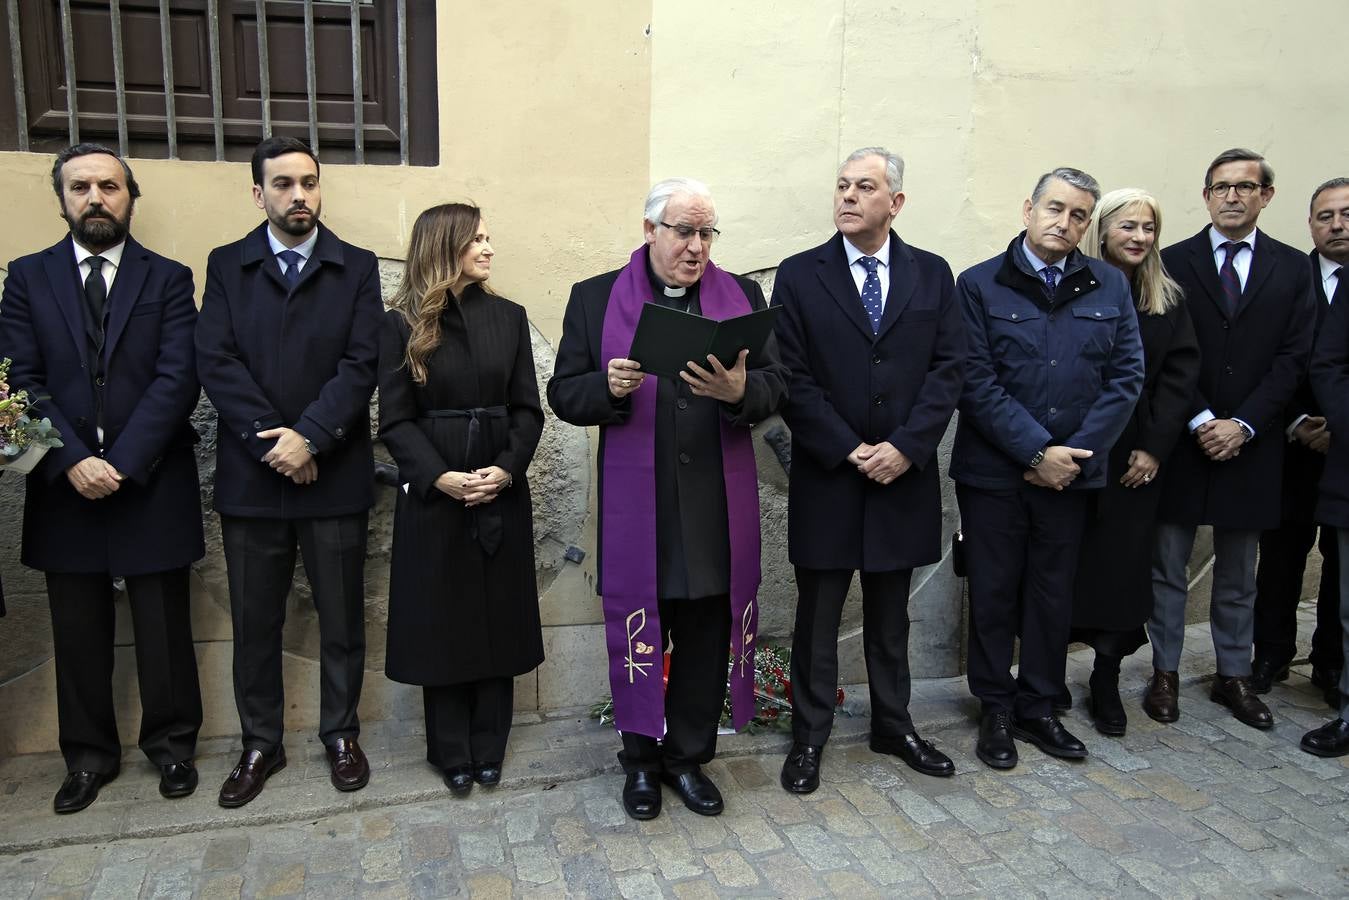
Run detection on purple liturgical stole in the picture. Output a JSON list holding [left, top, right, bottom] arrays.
[[599, 245, 761, 739]]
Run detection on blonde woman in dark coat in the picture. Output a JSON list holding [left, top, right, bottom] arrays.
[[378, 203, 544, 795]]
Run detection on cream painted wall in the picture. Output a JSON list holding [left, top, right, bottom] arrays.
[[0, 1, 653, 341], [652, 0, 1346, 276]]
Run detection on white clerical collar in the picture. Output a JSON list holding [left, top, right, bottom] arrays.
[[662, 284, 687, 298]]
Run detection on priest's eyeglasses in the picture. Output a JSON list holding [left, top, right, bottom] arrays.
[[659, 222, 721, 243], [1206, 181, 1264, 198]]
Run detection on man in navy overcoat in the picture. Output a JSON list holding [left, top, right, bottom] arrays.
[[0, 144, 204, 813], [773, 147, 966, 792], [197, 136, 382, 807]]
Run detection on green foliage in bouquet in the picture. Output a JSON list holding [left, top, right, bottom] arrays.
[[0, 357, 64, 460]]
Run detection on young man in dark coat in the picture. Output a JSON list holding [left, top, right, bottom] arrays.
[[951, 167, 1144, 770], [196, 136, 383, 807], [1251, 178, 1349, 707], [0, 144, 204, 813], [548, 178, 787, 821], [772, 147, 965, 792], [1304, 180, 1349, 757], [1148, 149, 1315, 731]]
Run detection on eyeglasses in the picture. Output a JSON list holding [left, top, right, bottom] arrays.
[[1206, 181, 1265, 198], [659, 222, 721, 243]]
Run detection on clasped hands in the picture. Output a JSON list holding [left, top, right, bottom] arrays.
[[66, 456, 124, 499], [1293, 415, 1331, 455], [848, 442, 910, 485], [258, 426, 317, 484], [607, 350, 748, 404], [1195, 418, 1247, 461], [1023, 445, 1093, 490], [434, 465, 511, 507]]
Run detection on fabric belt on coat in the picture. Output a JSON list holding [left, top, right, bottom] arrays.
[[420, 406, 509, 555]]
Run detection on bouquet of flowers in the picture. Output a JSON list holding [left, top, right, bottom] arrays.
[[590, 644, 846, 734], [0, 358, 63, 472]]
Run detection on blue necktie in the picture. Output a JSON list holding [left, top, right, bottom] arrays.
[[858, 256, 883, 333], [278, 249, 302, 289], [1041, 265, 1058, 297], [1220, 241, 1247, 314]]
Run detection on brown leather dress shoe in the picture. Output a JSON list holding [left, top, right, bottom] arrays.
[[1142, 669, 1179, 723], [326, 737, 370, 792], [218, 747, 287, 808], [1210, 675, 1274, 729]]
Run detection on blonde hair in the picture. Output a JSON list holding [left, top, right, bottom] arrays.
[[388, 203, 491, 383], [1083, 188, 1183, 316]]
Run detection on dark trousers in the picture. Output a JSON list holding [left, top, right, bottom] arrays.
[[423, 678, 514, 770], [958, 483, 1090, 719], [221, 513, 367, 752], [1254, 520, 1343, 670], [790, 567, 914, 745], [47, 568, 202, 774], [619, 594, 730, 775]]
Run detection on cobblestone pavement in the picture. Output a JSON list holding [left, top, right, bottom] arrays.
[[1, 617, 1347, 898]]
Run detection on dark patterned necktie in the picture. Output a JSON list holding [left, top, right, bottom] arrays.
[[1219, 241, 1248, 314], [278, 249, 302, 288], [1041, 265, 1058, 297], [858, 255, 882, 333]]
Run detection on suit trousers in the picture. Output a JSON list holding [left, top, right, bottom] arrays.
[[958, 483, 1089, 719], [221, 514, 368, 753], [423, 678, 514, 771], [619, 594, 731, 775], [47, 568, 202, 774], [790, 567, 914, 745], [1334, 531, 1349, 720], [1150, 523, 1258, 676], [1254, 521, 1343, 670]]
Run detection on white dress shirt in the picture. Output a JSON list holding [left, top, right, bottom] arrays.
[[1320, 253, 1342, 303], [266, 227, 319, 275], [71, 238, 126, 295], [842, 235, 891, 310]]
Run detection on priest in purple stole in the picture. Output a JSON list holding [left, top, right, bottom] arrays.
[[547, 178, 787, 821]]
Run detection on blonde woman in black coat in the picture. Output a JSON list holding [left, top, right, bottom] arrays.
[[378, 204, 544, 795]]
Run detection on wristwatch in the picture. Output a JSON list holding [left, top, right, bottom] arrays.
[[1028, 447, 1047, 468], [301, 434, 319, 456], [1237, 421, 1254, 443]]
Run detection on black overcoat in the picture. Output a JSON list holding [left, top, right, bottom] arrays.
[[377, 289, 545, 685], [772, 231, 965, 572], [1311, 272, 1349, 528], [1157, 226, 1315, 530], [196, 223, 382, 518], [546, 266, 786, 597], [1073, 298, 1200, 630], [0, 235, 203, 575]]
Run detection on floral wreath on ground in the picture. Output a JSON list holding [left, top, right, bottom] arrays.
[[590, 644, 847, 733]]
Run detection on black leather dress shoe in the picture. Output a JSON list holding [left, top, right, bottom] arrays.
[[622, 771, 661, 820], [1012, 715, 1088, 759], [159, 760, 198, 799], [472, 761, 502, 786], [1210, 675, 1274, 729], [780, 743, 823, 794], [661, 768, 724, 816], [872, 732, 954, 777], [976, 711, 1017, 770], [1088, 670, 1127, 737], [54, 768, 117, 814], [1311, 666, 1342, 709], [218, 748, 287, 808], [443, 766, 473, 796], [1300, 718, 1349, 758], [1249, 658, 1289, 694]]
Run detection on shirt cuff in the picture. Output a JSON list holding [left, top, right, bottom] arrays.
[[1286, 414, 1309, 440], [1187, 409, 1216, 432], [1234, 418, 1255, 440]]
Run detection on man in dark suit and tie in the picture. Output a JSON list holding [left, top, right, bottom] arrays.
[[197, 136, 383, 807], [1250, 178, 1349, 706], [1148, 149, 1315, 730], [0, 144, 204, 813], [952, 167, 1144, 770], [772, 147, 965, 792]]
